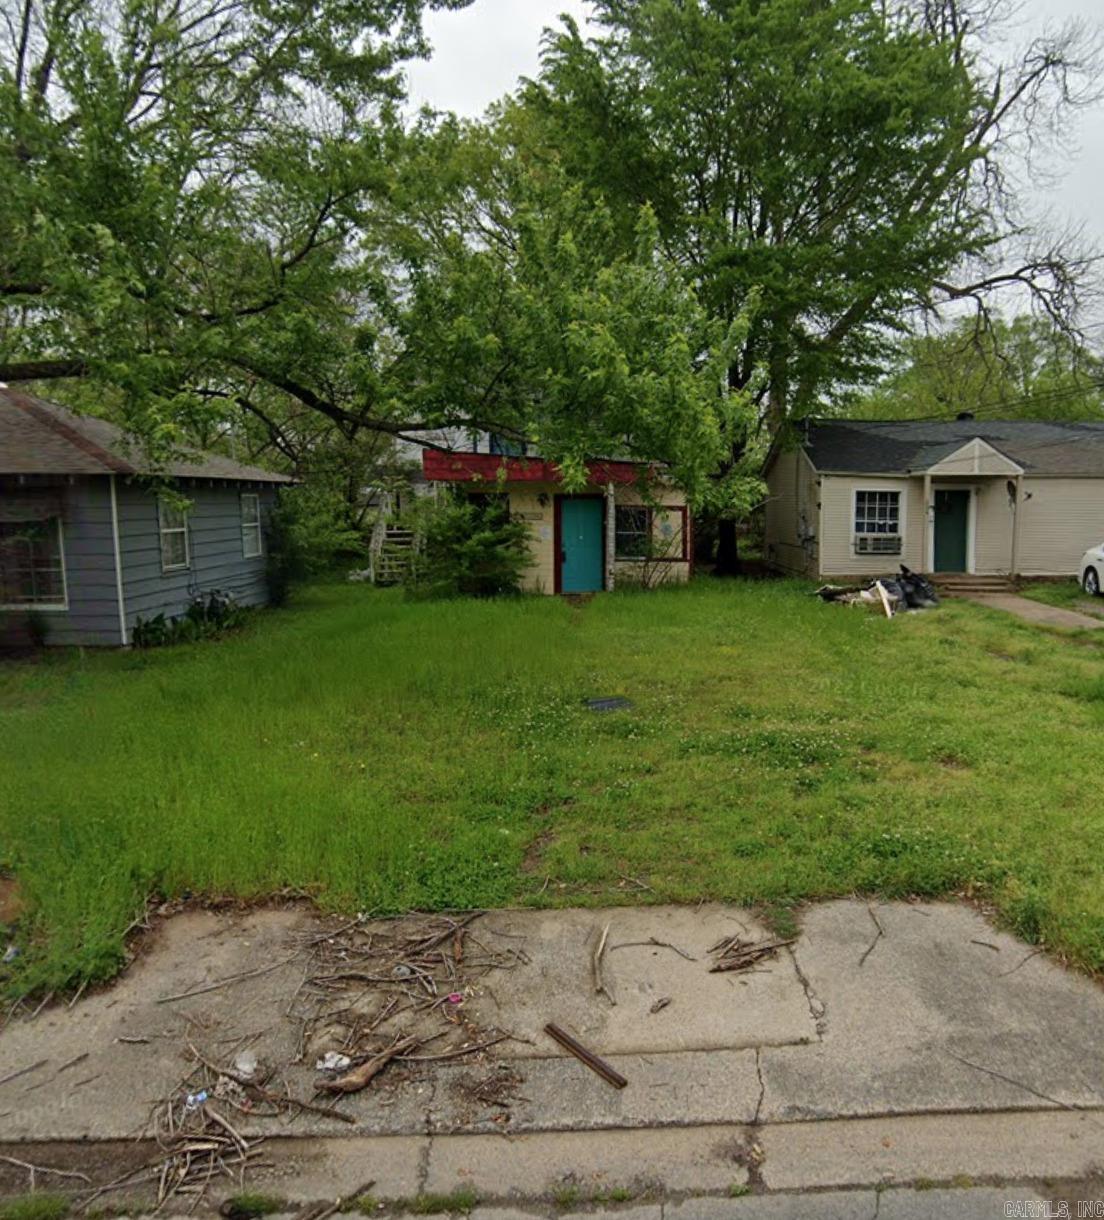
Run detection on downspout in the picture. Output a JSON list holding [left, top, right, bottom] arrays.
[[922, 473, 932, 572], [1010, 475, 1022, 580], [109, 474, 129, 646]]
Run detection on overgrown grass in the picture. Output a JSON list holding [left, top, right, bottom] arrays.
[[1018, 578, 1104, 615], [3, 578, 1104, 995]]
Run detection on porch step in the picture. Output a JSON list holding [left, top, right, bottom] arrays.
[[933, 573, 1015, 596], [373, 527, 416, 586]]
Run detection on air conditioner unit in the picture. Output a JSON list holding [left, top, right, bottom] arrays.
[[855, 534, 902, 555]]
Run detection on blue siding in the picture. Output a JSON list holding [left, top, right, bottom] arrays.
[[0, 479, 123, 647], [117, 481, 275, 629]]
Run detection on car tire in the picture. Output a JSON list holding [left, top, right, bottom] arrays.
[[1084, 568, 1100, 597]]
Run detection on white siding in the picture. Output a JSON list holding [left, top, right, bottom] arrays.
[[1017, 478, 1104, 575], [818, 475, 922, 578]]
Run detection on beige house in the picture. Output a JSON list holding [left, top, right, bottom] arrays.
[[422, 450, 691, 593], [764, 415, 1104, 580]]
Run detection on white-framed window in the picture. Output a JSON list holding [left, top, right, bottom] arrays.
[[853, 489, 902, 555], [0, 518, 68, 609], [241, 493, 263, 558], [158, 500, 190, 571]]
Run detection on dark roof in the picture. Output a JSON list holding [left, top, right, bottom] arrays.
[[802, 418, 1104, 477], [0, 386, 292, 482]]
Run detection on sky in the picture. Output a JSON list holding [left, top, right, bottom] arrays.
[[405, 0, 1104, 323]]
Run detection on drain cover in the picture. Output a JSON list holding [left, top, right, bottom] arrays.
[[585, 696, 633, 713]]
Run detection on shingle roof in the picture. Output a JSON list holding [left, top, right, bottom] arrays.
[[0, 386, 292, 482], [803, 418, 1104, 477]]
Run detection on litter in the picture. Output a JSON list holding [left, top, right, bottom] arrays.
[[232, 1049, 258, 1079], [316, 1051, 352, 1072], [816, 565, 940, 618], [2, 945, 18, 964], [447, 992, 464, 1005], [183, 1089, 208, 1111]]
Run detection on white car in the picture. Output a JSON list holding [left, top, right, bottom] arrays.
[[1080, 544, 1104, 595]]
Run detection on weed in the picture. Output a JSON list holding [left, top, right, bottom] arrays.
[[552, 1185, 581, 1209], [728, 1183, 751, 1198], [409, 1189, 478, 1215], [0, 1197, 70, 1220]]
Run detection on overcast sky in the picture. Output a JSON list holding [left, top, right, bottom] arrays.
[[405, 0, 1104, 323]]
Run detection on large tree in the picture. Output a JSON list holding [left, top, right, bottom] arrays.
[[522, 0, 1102, 567], [0, 0, 752, 504], [849, 315, 1104, 422]]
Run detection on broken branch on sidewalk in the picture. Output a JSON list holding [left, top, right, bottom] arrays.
[[544, 1023, 628, 1089], [708, 934, 795, 974]]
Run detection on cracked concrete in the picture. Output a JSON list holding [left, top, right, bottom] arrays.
[[2, 898, 1104, 1212]]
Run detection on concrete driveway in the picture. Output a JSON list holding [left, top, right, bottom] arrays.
[[1, 900, 1102, 1217]]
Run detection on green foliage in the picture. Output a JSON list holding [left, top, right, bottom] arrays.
[[405, 494, 532, 600], [409, 1190, 479, 1216], [0, 1196, 70, 1220], [266, 486, 365, 606], [849, 316, 1104, 422], [132, 591, 247, 648], [522, 0, 1097, 436], [5, 581, 1104, 996]]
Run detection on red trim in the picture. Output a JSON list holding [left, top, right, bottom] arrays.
[[554, 494, 607, 595], [423, 449, 652, 486]]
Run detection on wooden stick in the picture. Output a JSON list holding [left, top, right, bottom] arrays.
[[592, 923, 615, 1006], [544, 1023, 627, 1089], [156, 956, 298, 1004], [318, 1036, 419, 1094]]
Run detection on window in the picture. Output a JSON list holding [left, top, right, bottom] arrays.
[[0, 519, 67, 608], [158, 500, 190, 571], [241, 493, 263, 558], [853, 490, 902, 554], [488, 433, 524, 457], [615, 506, 652, 559]]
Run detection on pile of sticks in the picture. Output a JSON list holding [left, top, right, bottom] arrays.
[[286, 912, 527, 1094], [708, 933, 795, 974], [148, 1099, 263, 1211]]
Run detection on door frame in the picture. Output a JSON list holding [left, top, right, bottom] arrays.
[[554, 494, 607, 595], [928, 484, 976, 574]]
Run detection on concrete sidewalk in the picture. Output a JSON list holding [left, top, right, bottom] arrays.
[[966, 590, 1104, 630], [1, 900, 1103, 1214]]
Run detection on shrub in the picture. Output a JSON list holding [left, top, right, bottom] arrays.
[[405, 495, 531, 599], [132, 589, 247, 648], [266, 486, 364, 606]]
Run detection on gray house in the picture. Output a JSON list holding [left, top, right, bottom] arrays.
[[0, 386, 291, 647]]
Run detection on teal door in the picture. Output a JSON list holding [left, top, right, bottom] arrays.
[[559, 498, 604, 593], [934, 489, 970, 572]]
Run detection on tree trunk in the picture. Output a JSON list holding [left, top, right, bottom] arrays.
[[714, 517, 741, 576]]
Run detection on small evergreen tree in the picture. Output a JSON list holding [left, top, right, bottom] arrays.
[[406, 495, 531, 599]]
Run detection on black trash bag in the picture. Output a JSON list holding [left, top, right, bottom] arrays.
[[877, 577, 909, 610], [898, 565, 939, 609]]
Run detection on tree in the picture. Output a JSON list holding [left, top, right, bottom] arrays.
[[0, 0, 470, 456], [522, 0, 1102, 568], [2, 8, 756, 510], [849, 315, 1104, 422]]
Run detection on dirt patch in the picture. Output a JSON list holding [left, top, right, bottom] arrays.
[[522, 829, 555, 874], [0, 876, 24, 925], [938, 754, 972, 771]]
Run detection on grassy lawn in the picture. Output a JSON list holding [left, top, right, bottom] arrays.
[[1018, 577, 1104, 615], [3, 578, 1104, 995]]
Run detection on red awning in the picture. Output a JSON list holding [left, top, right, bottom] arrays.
[[422, 450, 650, 486]]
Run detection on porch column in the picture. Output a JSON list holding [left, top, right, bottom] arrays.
[[1010, 475, 1023, 578], [605, 481, 616, 591], [922, 473, 932, 571]]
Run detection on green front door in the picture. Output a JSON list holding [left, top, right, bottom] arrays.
[[559, 498, 605, 593], [934, 489, 970, 572]]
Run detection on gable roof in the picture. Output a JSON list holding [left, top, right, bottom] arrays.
[[0, 386, 292, 482], [802, 418, 1104, 477]]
